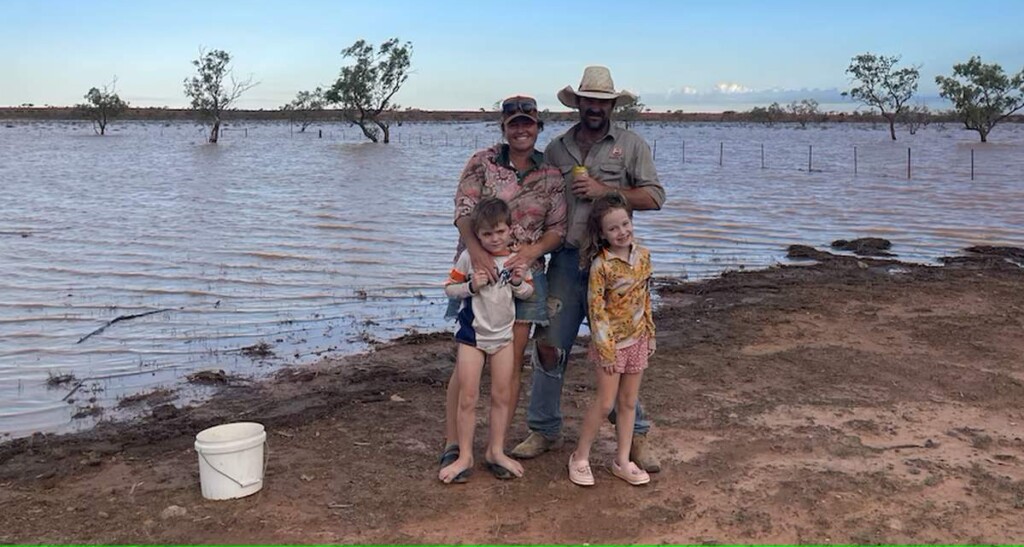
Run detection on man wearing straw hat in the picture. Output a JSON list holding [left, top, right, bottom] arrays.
[[511, 66, 666, 472]]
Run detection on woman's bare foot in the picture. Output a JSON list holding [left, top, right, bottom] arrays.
[[438, 456, 473, 484]]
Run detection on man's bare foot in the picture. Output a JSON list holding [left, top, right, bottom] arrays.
[[438, 456, 473, 484]]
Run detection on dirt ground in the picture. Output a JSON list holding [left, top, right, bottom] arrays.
[[2, 248, 1023, 544]]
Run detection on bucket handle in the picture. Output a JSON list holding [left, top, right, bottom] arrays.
[[199, 438, 269, 489]]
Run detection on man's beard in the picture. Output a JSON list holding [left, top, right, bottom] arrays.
[[581, 108, 608, 130]]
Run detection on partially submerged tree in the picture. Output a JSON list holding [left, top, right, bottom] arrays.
[[787, 99, 820, 128], [748, 106, 770, 125], [325, 38, 412, 143], [843, 53, 920, 140], [77, 78, 129, 135], [281, 87, 326, 132], [183, 48, 257, 143], [749, 102, 785, 126], [935, 56, 1024, 143], [898, 103, 932, 135]]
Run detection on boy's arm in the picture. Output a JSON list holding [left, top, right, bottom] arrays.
[[510, 269, 534, 300], [444, 252, 476, 299], [444, 278, 474, 299]]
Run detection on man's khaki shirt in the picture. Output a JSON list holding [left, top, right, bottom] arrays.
[[543, 124, 666, 247]]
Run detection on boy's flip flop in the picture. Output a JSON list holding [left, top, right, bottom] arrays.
[[438, 444, 471, 484], [439, 443, 459, 467], [484, 461, 517, 480]]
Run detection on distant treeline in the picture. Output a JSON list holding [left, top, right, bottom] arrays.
[[2, 106, 1022, 125]]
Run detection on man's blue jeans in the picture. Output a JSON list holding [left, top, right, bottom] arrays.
[[526, 246, 650, 439]]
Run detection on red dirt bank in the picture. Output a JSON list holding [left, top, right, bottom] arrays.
[[1, 250, 1023, 544]]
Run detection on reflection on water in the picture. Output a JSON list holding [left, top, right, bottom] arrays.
[[2, 120, 1023, 439]]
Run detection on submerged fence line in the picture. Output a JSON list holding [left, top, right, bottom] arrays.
[[645, 139, 999, 181], [376, 133, 994, 181], [16, 121, 1006, 182], [193, 127, 1019, 183], [372, 132, 996, 182]]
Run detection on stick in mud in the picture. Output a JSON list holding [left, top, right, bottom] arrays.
[[61, 380, 87, 402], [76, 308, 173, 344]]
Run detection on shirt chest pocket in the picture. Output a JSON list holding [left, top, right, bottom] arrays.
[[558, 165, 574, 180], [597, 162, 627, 188]]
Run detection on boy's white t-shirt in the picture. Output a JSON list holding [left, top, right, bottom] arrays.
[[445, 251, 533, 351]]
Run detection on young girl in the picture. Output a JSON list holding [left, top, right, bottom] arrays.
[[568, 192, 656, 487]]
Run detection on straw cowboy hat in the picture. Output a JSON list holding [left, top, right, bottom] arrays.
[[557, 66, 638, 109]]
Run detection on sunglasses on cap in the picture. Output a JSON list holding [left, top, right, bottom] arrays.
[[502, 98, 538, 117]]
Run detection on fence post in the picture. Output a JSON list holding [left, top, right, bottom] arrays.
[[719, 142, 723, 166], [854, 146, 857, 176], [653, 139, 657, 160], [682, 141, 685, 163], [760, 143, 764, 169], [907, 147, 911, 179], [808, 145, 812, 172], [971, 148, 975, 181]]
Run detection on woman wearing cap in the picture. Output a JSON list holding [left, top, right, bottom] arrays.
[[439, 95, 567, 481]]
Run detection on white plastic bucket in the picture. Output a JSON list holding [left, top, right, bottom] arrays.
[[194, 422, 267, 500]]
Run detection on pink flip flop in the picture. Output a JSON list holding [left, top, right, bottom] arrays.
[[568, 453, 595, 486], [611, 460, 650, 486]]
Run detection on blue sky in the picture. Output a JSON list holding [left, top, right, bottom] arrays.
[[2, 0, 1023, 112]]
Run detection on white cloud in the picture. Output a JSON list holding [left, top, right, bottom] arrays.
[[714, 82, 752, 94]]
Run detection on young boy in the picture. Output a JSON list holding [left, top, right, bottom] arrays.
[[439, 197, 533, 483]]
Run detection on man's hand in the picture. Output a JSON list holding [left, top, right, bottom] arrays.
[[571, 173, 609, 201]]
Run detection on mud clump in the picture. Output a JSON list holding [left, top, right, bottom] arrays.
[[965, 245, 1024, 262], [831, 237, 894, 257], [186, 370, 228, 385], [117, 388, 176, 409], [786, 244, 836, 260]]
